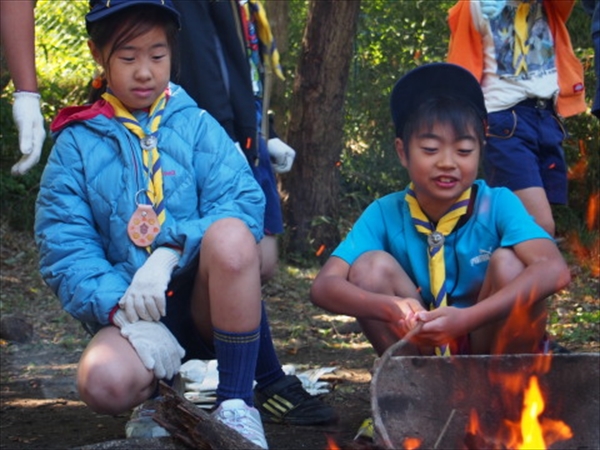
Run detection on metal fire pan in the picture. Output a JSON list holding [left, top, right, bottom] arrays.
[[371, 352, 599, 449]]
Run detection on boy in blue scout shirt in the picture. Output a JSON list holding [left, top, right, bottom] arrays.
[[311, 63, 571, 358]]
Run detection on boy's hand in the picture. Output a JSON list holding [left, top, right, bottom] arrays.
[[113, 309, 185, 380], [415, 307, 468, 347], [119, 247, 180, 322], [479, 0, 507, 19], [392, 297, 426, 336]]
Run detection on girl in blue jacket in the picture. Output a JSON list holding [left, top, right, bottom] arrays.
[[34, 0, 311, 447]]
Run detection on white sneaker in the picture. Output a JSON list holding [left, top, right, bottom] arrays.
[[125, 399, 170, 438], [212, 399, 268, 449]]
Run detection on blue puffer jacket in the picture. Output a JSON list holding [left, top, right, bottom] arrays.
[[35, 83, 265, 326]]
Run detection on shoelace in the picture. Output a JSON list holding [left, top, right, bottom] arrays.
[[220, 408, 255, 433]]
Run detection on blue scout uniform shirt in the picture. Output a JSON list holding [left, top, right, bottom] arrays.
[[332, 179, 552, 308]]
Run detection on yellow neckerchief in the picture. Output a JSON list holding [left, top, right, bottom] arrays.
[[102, 90, 167, 229], [246, 0, 285, 81], [513, 1, 531, 76], [405, 183, 472, 356]]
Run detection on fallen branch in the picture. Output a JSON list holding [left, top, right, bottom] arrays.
[[154, 381, 263, 450]]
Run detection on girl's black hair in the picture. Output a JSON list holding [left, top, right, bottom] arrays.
[[401, 95, 486, 157], [86, 5, 179, 103]]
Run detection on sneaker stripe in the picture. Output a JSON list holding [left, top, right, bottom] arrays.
[[263, 394, 295, 416]]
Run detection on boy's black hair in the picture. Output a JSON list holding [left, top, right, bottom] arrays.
[[401, 94, 486, 154], [86, 5, 179, 103]]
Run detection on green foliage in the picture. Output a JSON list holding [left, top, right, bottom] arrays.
[[0, 0, 597, 245], [338, 0, 598, 242], [35, 0, 96, 116], [339, 0, 458, 234], [0, 1, 93, 231]]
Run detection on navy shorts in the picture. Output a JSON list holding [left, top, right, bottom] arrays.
[[82, 263, 215, 363], [483, 100, 568, 205], [161, 263, 216, 362], [251, 136, 284, 235]]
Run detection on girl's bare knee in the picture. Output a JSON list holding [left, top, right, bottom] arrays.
[[77, 360, 131, 415], [202, 218, 259, 275], [76, 329, 153, 415]]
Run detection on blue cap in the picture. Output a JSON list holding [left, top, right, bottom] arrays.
[[86, 0, 181, 29], [390, 63, 487, 137]]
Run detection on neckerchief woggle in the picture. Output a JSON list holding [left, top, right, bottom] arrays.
[[405, 183, 472, 356], [102, 90, 167, 251]]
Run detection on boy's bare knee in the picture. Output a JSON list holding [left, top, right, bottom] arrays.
[[349, 251, 398, 290], [488, 248, 524, 285]]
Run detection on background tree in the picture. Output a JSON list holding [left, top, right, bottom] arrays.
[[282, 0, 361, 258], [0, 0, 597, 263]]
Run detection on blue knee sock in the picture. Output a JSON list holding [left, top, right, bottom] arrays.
[[254, 301, 285, 391], [214, 326, 260, 406]]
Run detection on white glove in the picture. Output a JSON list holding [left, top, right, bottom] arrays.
[[267, 137, 296, 173], [479, 0, 507, 19], [11, 91, 46, 176], [113, 309, 185, 380], [119, 247, 180, 322]]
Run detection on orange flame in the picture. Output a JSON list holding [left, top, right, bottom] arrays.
[[567, 139, 588, 181], [325, 435, 340, 450], [403, 437, 422, 450], [565, 229, 600, 277], [518, 376, 547, 449], [586, 191, 599, 231], [467, 375, 573, 449]]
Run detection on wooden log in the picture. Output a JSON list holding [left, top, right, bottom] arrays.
[[154, 381, 263, 450]]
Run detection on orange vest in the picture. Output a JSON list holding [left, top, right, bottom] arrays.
[[447, 0, 586, 117]]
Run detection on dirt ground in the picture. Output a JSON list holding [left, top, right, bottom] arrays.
[[1, 227, 598, 450], [0, 324, 375, 450], [0, 227, 377, 450]]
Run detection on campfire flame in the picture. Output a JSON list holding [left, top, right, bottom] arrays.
[[468, 374, 572, 449], [513, 375, 572, 449], [325, 435, 340, 450], [402, 437, 422, 450], [463, 269, 576, 450]]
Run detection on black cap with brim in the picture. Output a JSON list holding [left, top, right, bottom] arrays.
[[390, 63, 487, 137], [86, 0, 181, 31]]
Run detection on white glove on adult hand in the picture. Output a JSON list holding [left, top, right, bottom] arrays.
[[113, 309, 185, 380], [11, 91, 46, 176], [268, 138, 296, 173], [119, 247, 180, 322], [479, 0, 507, 19]]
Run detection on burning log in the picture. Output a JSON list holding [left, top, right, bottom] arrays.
[[153, 382, 263, 450], [371, 353, 599, 449]]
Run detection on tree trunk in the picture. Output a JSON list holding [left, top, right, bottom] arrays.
[[263, 0, 289, 135], [282, 0, 361, 258]]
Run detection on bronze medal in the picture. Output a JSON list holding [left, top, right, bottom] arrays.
[[127, 204, 161, 247]]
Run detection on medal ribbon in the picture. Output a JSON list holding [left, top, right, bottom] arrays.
[[405, 184, 471, 356], [102, 91, 167, 227]]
